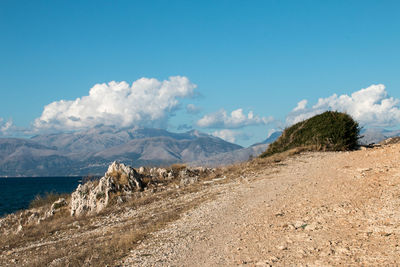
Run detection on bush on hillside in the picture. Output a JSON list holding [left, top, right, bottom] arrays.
[[260, 111, 360, 158]]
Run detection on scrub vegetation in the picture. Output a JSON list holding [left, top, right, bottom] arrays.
[[261, 111, 360, 158]]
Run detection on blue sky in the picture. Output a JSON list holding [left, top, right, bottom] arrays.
[[1, 0, 400, 146]]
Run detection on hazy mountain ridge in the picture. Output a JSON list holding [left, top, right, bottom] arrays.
[[0, 127, 242, 176], [189, 143, 269, 167], [2, 127, 397, 176], [359, 128, 400, 145], [189, 131, 283, 167], [250, 131, 283, 147]]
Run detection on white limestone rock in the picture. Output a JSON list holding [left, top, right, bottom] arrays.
[[44, 198, 68, 219], [70, 161, 144, 216]]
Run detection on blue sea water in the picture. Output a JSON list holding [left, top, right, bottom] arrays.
[[0, 177, 81, 217]]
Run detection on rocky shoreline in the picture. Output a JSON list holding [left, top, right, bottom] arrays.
[[0, 161, 215, 236]]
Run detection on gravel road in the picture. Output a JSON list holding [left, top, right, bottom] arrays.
[[122, 145, 400, 266]]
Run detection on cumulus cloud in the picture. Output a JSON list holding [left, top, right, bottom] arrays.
[[186, 104, 201, 114], [34, 76, 197, 131], [212, 129, 251, 143], [286, 84, 400, 127], [197, 108, 273, 129], [0, 118, 30, 137], [0, 118, 14, 135], [293, 99, 308, 111], [212, 129, 237, 143]]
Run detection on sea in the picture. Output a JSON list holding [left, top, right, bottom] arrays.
[[0, 177, 82, 217]]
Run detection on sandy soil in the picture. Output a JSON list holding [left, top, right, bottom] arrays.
[[122, 145, 400, 266]]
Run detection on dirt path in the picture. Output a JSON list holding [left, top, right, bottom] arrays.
[[2, 144, 400, 266], [122, 145, 400, 266]]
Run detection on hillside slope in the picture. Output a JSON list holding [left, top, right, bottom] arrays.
[[123, 144, 400, 266], [1, 143, 400, 265]]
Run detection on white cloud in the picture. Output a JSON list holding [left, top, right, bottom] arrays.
[[286, 84, 400, 127], [293, 99, 308, 111], [186, 104, 201, 114], [212, 129, 248, 143], [34, 76, 197, 131], [212, 129, 236, 143], [0, 118, 14, 135], [197, 108, 273, 129]]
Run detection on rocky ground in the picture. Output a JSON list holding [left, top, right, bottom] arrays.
[[1, 143, 400, 266]]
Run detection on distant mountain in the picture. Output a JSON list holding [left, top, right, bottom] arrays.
[[359, 128, 400, 145], [0, 127, 242, 176], [0, 139, 74, 177], [189, 131, 282, 167], [31, 127, 210, 155], [86, 134, 242, 171], [251, 131, 282, 147], [189, 143, 268, 167]]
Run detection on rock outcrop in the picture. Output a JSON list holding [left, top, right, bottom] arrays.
[[139, 165, 214, 182], [70, 161, 144, 216], [45, 198, 68, 218], [380, 136, 400, 145], [69, 162, 215, 216], [0, 161, 215, 235]]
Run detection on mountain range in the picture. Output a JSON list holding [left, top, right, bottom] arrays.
[[189, 130, 283, 167], [0, 127, 246, 176], [359, 128, 400, 145], [1, 125, 397, 177]]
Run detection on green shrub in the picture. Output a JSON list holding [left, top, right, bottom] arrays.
[[260, 111, 360, 158]]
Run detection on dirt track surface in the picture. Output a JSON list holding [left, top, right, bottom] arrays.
[[122, 145, 400, 266], [2, 144, 400, 266]]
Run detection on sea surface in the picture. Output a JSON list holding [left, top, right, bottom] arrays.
[[0, 177, 82, 217]]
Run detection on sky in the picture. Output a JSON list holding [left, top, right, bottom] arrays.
[[1, 0, 400, 146]]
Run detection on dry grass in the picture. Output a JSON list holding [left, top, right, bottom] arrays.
[[29, 192, 70, 209], [257, 146, 311, 164], [109, 169, 129, 185], [206, 146, 308, 183], [168, 163, 187, 176], [1, 206, 73, 250], [9, 181, 214, 266], [1, 165, 217, 266], [1, 148, 313, 266]]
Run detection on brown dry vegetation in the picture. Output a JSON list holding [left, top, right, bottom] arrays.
[[1, 154, 286, 266], [3, 143, 399, 266], [109, 169, 129, 186], [29, 192, 70, 209]]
